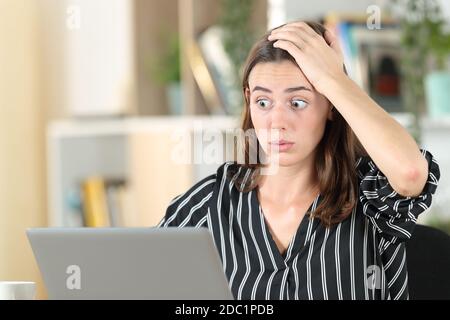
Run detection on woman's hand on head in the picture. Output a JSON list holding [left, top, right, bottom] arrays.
[[268, 22, 346, 95]]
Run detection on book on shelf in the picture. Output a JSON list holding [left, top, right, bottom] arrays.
[[196, 25, 242, 116], [79, 176, 133, 227]]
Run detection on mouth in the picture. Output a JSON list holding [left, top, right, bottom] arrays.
[[269, 140, 295, 145], [268, 140, 295, 152]]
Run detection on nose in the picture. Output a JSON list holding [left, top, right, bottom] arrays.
[[269, 104, 289, 131]]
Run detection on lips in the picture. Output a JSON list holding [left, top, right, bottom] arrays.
[[268, 140, 295, 152], [269, 140, 294, 145]]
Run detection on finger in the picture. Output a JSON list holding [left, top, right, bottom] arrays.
[[279, 21, 318, 38], [268, 30, 307, 47], [273, 39, 304, 57], [271, 25, 324, 46], [324, 29, 343, 58], [270, 27, 310, 43], [323, 29, 336, 47]]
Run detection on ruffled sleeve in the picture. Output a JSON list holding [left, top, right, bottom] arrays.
[[357, 149, 440, 244]]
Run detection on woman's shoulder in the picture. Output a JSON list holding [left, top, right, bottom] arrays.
[[216, 161, 255, 187], [216, 161, 243, 179], [177, 161, 242, 199]]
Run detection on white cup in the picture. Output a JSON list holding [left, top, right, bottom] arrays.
[[0, 281, 36, 300]]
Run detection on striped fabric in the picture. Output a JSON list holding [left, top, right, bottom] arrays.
[[158, 149, 440, 300]]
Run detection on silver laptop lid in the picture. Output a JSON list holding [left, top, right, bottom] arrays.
[[27, 227, 233, 300]]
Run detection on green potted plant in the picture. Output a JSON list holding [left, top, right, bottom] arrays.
[[147, 31, 182, 115], [218, 0, 257, 115], [390, 0, 450, 142], [424, 8, 450, 119]]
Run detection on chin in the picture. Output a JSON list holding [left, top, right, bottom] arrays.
[[278, 156, 302, 167], [264, 152, 302, 167]]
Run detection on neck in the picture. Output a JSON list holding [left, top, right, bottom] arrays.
[[257, 154, 319, 206]]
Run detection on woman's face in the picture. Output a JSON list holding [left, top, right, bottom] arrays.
[[247, 60, 333, 167]]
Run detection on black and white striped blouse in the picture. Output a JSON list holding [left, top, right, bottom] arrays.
[[158, 149, 440, 300]]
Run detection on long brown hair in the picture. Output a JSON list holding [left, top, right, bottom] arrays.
[[229, 21, 367, 228]]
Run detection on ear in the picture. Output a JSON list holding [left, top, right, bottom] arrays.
[[244, 87, 250, 104], [327, 104, 334, 121]]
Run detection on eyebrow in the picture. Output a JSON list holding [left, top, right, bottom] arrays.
[[252, 85, 312, 93]]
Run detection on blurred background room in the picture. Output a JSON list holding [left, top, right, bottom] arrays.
[[1, 0, 450, 299]]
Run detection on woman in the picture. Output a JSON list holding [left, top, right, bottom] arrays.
[[158, 21, 440, 300]]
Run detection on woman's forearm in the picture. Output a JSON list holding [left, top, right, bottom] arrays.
[[323, 74, 429, 197]]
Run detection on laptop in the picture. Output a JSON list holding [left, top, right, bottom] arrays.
[[26, 227, 234, 300]]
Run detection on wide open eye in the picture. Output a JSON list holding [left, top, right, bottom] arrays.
[[256, 98, 271, 109], [291, 99, 308, 109]]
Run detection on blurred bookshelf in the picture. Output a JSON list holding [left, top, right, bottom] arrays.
[[43, 0, 267, 228], [47, 116, 239, 227]]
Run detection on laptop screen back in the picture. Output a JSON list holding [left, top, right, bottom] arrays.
[[27, 227, 233, 300]]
